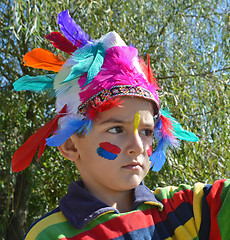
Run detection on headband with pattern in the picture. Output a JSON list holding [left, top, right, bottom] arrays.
[[11, 10, 199, 172]]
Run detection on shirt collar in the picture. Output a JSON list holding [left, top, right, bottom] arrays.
[[59, 180, 162, 229]]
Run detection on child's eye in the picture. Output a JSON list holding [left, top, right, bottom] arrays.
[[107, 126, 123, 134], [141, 129, 154, 137]]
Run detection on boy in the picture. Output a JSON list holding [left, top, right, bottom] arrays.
[[12, 10, 230, 239]]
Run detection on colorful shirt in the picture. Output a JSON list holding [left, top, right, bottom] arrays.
[[24, 179, 230, 239]]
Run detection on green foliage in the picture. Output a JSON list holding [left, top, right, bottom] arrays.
[[0, 0, 229, 239]]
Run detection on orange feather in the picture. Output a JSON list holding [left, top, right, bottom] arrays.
[[23, 48, 65, 72]]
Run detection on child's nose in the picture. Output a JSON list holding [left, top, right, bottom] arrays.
[[126, 132, 144, 157]]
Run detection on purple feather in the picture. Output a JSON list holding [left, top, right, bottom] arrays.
[[57, 10, 89, 48]]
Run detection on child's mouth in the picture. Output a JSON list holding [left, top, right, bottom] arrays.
[[122, 162, 142, 170]]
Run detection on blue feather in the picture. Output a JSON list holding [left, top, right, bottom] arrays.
[[46, 119, 91, 147], [149, 138, 167, 171], [13, 74, 55, 93]]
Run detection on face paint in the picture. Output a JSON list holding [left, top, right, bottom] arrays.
[[133, 112, 140, 135], [97, 142, 121, 160], [147, 145, 152, 157]]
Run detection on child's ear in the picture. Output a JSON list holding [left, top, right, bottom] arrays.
[[58, 137, 79, 161]]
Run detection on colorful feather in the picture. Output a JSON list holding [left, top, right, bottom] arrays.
[[149, 138, 167, 171], [11, 105, 67, 172], [87, 97, 123, 120], [150, 109, 199, 171], [13, 74, 55, 93], [139, 54, 159, 90], [79, 46, 148, 103], [83, 43, 105, 87], [46, 119, 91, 147], [45, 32, 77, 54], [23, 48, 65, 72], [57, 10, 89, 48], [61, 43, 105, 86], [161, 109, 199, 142]]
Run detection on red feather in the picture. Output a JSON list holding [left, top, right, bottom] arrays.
[[11, 105, 67, 172], [87, 98, 123, 120], [45, 32, 77, 54], [139, 54, 159, 90], [160, 115, 174, 138]]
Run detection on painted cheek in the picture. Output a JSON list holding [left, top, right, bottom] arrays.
[[147, 145, 152, 157], [133, 112, 140, 135], [97, 142, 121, 160]]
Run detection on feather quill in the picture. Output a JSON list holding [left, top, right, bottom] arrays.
[[13, 74, 55, 93], [23, 48, 65, 72], [57, 10, 89, 48], [45, 32, 77, 54]]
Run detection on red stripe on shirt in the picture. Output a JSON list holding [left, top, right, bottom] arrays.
[[161, 189, 193, 214], [206, 179, 226, 240], [61, 208, 158, 239]]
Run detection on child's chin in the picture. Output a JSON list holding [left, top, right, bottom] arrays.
[[121, 178, 143, 190]]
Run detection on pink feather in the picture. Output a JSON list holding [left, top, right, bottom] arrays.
[[79, 46, 155, 103]]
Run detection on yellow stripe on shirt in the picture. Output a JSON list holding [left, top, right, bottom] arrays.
[[192, 182, 205, 232], [24, 211, 67, 240]]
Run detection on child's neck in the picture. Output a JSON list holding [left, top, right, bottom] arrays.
[[83, 182, 134, 213], [110, 190, 133, 213]]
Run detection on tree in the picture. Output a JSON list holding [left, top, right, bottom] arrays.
[[1, 0, 229, 239]]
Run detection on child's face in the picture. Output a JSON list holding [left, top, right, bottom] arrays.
[[70, 97, 155, 194]]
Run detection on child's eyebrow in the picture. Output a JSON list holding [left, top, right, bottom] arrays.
[[98, 117, 154, 127], [98, 118, 128, 125]]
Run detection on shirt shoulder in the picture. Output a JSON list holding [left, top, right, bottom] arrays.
[[24, 207, 73, 240]]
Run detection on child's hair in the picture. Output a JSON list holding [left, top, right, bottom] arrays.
[[11, 10, 199, 173]]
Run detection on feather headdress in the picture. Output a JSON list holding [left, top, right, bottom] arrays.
[[11, 9, 199, 172]]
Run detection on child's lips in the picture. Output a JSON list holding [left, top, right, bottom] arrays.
[[122, 162, 142, 170]]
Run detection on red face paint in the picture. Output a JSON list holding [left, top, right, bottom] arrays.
[[99, 142, 121, 154], [147, 145, 152, 157]]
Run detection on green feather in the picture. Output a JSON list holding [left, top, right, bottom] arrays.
[[62, 43, 105, 86], [13, 74, 55, 93], [161, 109, 199, 142], [83, 43, 105, 87]]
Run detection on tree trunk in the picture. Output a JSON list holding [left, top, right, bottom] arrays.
[[6, 170, 31, 240]]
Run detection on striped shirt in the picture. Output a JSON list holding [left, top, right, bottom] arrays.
[[24, 179, 230, 239]]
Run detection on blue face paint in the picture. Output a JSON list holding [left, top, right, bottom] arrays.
[[97, 147, 117, 160], [97, 142, 121, 160]]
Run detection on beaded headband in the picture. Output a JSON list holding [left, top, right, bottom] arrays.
[[11, 9, 199, 172]]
